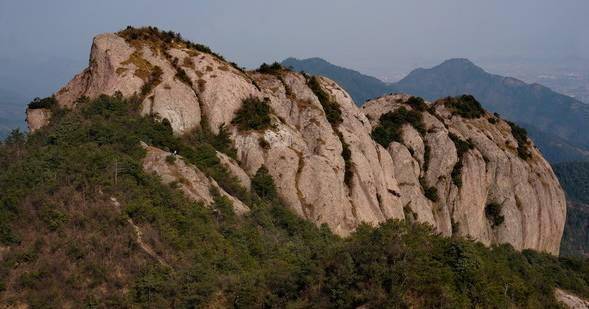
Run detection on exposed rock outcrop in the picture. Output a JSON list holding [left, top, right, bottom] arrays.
[[141, 143, 250, 215], [26, 108, 51, 132], [555, 288, 589, 309], [27, 29, 566, 254], [363, 94, 566, 254]]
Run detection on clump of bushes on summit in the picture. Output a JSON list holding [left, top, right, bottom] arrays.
[[445, 95, 485, 118], [27, 96, 57, 109], [256, 62, 283, 75], [118, 26, 225, 61], [406, 96, 428, 111]]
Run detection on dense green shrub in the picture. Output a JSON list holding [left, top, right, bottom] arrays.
[[423, 144, 431, 172], [252, 165, 278, 200], [445, 95, 485, 118], [485, 202, 505, 227], [508, 121, 532, 160], [232, 97, 273, 131], [371, 107, 425, 147], [307, 76, 343, 127], [187, 120, 237, 160], [341, 137, 353, 187], [27, 96, 57, 109], [407, 96, 428, 111]]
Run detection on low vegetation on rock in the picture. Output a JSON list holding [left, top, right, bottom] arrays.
[[371, 106, 425, 147], [340, 135, 354, 187], [118, 26, 225, 61], [449, 132, 475, 187], [307, 76, 354, 188], [140, 65, 163, 96], [508, 121, 532, 160], [308, 76, 343, 127], [485, 202, 505, 228], [445, 95, 485, 119], [231, 96, 273, 131]]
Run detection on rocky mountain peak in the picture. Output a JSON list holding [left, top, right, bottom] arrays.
[[26, 27, 566, 254]]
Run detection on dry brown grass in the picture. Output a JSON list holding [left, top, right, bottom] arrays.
[[121, 51, 153, 82], [0, 187, 156, 307]]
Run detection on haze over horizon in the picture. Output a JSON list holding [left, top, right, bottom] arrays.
[[1, 0, 588, 100]]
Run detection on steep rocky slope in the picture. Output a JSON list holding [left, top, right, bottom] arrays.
[[27, 28, 566, 254]]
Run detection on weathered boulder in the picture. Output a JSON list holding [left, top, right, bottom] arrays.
[[26, 108, 51, 132]]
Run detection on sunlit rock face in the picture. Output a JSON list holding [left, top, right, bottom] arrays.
[[27, 31, 566, 254]]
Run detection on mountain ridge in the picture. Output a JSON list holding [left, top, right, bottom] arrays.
[[26, 28, 566, 254], [282, 57, 589, 163], [0, 27, 583, 308]]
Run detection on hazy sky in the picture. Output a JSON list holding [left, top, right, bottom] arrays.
[[1, 0, 588, 98]]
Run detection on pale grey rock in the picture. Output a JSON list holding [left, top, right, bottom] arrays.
[[26, 108, 51, 132], [28, 32, 566, 254], [555, 288, 589, 309]]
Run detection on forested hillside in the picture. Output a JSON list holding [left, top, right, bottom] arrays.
[[1, 94, 588, 307], [554, 162, 589, 257]]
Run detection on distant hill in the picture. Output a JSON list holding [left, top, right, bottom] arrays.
[[281, 57, 390, 104], [283, 57, 589, 163]]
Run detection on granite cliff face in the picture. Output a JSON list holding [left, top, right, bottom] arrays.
[[27, 30, 566, 254]]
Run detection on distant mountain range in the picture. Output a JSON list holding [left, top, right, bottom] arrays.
[[282, 57, 589, 163]]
